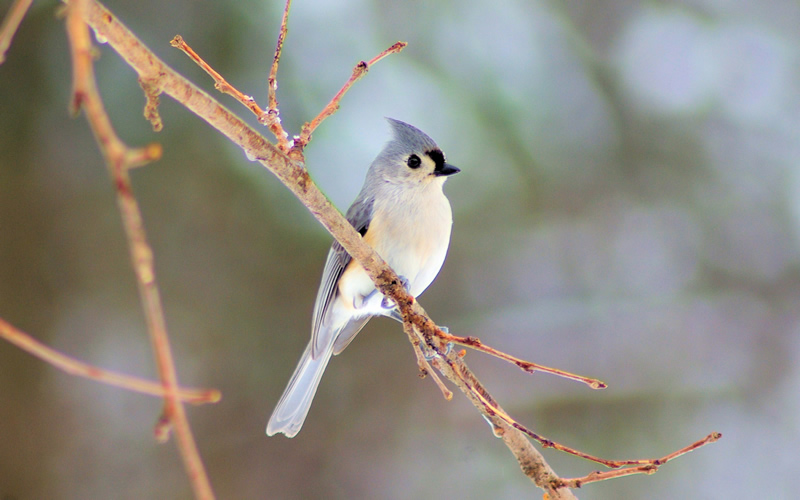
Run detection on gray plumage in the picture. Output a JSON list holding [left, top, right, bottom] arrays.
[[267, 118, 459, 438]]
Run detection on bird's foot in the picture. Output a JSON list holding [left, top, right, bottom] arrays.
[[423, 341, 454, 361]]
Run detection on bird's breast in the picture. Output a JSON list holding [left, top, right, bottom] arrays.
[[365, 187, 453, 296]]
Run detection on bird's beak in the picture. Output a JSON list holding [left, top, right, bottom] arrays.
[[434, 163, 461, 177]]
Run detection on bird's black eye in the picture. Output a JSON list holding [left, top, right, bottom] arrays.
[[407, 154, 421, 169]]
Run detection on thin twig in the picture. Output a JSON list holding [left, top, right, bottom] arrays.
[[65, 1, 214, 498], [563, 466, 659, 488], [0, 317, 220, 404], [290, 41, 407, 157], [403, 321, 452, 400], [403, 304, 720, 470], [438, 330, 607, 389], [170, 35, 267, 123], [263, 0, 292, 151], [412, 319, 577, 499], [0, 0, 33, 64], [170, 7, 296, 152], [557, 432, 722, 488], [267, 0, 290, 112]]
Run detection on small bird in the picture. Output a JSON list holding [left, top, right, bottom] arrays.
[[267, 118, 460, 437]]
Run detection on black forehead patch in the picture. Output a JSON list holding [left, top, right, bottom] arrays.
[[426, 149, 445, 170]]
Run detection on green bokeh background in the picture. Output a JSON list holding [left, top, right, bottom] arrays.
[[2, 0, 800, 498]]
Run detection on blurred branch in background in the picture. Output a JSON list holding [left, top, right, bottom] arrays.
[[0, 0, 32, 64], [0, 317, 220, 404], [64, 0, 214, 498]]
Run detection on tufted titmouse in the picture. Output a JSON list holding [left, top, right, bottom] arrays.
[[267, 118, 460, 437]]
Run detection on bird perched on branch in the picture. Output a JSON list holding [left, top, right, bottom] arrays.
[[267, 118, 460, 437]]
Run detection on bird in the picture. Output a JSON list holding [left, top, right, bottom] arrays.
[[267, 118, 460, 437]]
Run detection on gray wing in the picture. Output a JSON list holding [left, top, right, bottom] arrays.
[[310, 196, 374, 359], [331, 316, 371, 355]]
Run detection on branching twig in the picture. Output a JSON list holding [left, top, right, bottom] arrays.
[[402, 320, 452, 400], [0, 317, 220, 404], [264, 0, 292, 151], [463, 361, 717, 469], [557, 432, 722, 488], [65, 1, 214, 498], [0, 0, 33, 64], [169, 22, 405, 162], [170, 35, 266, 125], [290, 41, 407, 157], [438, 329, 607, 389], [170, 0, 295, 153], [411, 319, 577, 500], [397, 296, 719, 485]]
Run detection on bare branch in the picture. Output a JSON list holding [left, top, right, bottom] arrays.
[[65, 1, 214, 498], [267, 0, 291, 113], [170, 0, 295, 154], [0, 317, 220, 404], [0, 0, 33, 64], [169, 14, 404, 161], [170, 35, 268, 125], [264, 0, 292, 152], [402, 320, 452, 400], [495, 419, 579, 500], [438, 330, 607, 389], [418, 327, 577, 499], [400, 306, 719, 471], [557, 432, 722, 488], [291, 41, 407, 157]]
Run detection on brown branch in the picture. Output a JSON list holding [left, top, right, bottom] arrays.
[[267, 0, 290, 113], [139, 76, 163, 132], [415, 323, 577, 500], [170, 35, 267, 124], [557, 432, 722, 488], [170, 3, 296, 154], [0, 317, 220, 404], [402, 303, 720, 468], [168, 11, 404, 160], [438, 330, 607, 389], [76, 1, 720, 497], [402, 320, 452, 400], [0, 0, 32, 64], [498, 418, 579, 500], [396, 294, 719, 490], [473, 376, 716, 469], [65, 1, 214, 498], [290, 41, 407, 157], [263, 0, 292, 152]]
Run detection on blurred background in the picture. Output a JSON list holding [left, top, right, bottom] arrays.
[[2, 0, 799, 498]]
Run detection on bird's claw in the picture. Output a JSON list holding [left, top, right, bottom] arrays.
[[423, 341, 454, 361]]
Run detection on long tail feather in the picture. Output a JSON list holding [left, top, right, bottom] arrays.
[[267, 342, 334, 438]]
